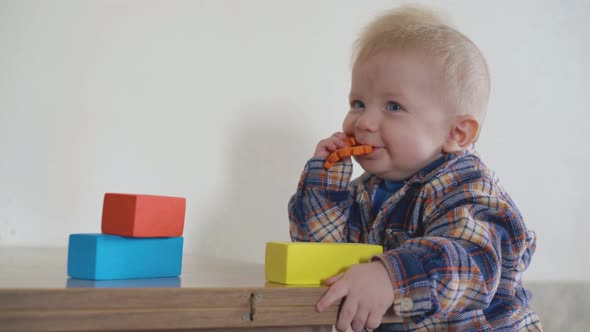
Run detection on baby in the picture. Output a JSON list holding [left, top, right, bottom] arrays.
[[288, 6, 541, 332]]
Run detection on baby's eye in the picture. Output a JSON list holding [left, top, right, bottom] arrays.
[[350, 100, 365, 109], [386, 101, 402, 112]]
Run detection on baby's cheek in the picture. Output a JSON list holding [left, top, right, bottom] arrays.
[[411, 140, 444, 165], [341, 115, 355, 134]]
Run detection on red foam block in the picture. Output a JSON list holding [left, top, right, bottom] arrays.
[[101, 193, 185, 237]]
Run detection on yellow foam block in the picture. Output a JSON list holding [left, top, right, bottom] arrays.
[[265, 242, 383, 285]]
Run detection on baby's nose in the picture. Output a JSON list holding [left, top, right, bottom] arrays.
[[355, 112, 379, 132]]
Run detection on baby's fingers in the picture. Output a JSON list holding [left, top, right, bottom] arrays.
[[324, 273, 344, 286], [366, 311, 384, 330], [324, 139, 339, 151], [314, 135, 348, 158], [316, 281, 347, 313], [335, 298, 358, 332], [331, 131, 348, 141], [351, 307, 369, 332], [330, 134, 348, 149]]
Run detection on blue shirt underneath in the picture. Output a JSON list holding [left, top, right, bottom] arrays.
[[372, 180, 405, 217], [371, 156, 448, 217]]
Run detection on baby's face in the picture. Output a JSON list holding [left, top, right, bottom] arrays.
[[342, 48, 455, 181]]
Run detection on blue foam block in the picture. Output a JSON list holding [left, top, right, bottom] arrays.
[[67, 234, 183, 280], [66, 277, 181, 288]]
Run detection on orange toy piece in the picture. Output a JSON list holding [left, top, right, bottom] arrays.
[[101, 193, 186, 237], [323, 136, 373, 169]]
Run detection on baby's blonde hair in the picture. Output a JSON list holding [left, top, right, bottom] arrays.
[[353, 6, 490, 122]]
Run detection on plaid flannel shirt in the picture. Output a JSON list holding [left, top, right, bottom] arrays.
[[288, 150, 542, 331]]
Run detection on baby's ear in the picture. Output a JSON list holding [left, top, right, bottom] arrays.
[[442, 115, 480, 153]]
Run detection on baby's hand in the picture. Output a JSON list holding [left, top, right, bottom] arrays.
[[314, 132, 349, 159], [316, 262, 394, 332]]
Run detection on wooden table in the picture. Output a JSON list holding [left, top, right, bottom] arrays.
[[0, 247, 401, 331]]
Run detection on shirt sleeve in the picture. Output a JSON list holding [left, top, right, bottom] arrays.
[[373, 177, 536, 321], [288, 157, 358, 242]]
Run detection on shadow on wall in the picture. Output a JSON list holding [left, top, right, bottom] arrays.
[[527, 281, 590, 331], [192, 102, 313, 262]]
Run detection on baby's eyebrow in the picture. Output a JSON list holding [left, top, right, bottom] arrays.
[[348, 92, 362, 100], [382, 90, 407, 99], [382, 92, 411, 103]]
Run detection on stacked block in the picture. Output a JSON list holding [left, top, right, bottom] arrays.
[[101, 193, 185, 237], [67, 193, 186, 280], [67, 276, 181, 288], [265, 242, 383, 285]]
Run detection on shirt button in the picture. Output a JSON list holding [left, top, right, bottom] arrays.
[[400, 297, 414, 311]]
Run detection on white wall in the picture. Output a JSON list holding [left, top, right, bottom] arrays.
[[1, 0, 588, 281]]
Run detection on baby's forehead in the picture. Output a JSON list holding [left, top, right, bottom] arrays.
[[358, 44, 446, 67], [351, 50, 459, 109], [353, 47, 451, 87]]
